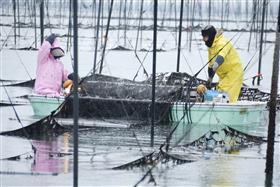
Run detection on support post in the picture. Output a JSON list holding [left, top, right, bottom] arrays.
[[265, 0, 280, 175]]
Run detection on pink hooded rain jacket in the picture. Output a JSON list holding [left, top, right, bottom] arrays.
[[34, 39, 68, 96]]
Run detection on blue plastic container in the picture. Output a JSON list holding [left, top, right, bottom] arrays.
[[204, 90, 229, 103], [204, 90, 219, 101]]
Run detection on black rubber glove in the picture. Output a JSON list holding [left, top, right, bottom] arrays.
[[68, 73, 80, 81], [68, 73, 74, 81], [206, 78, 213, 89], [46, 33, 57, 45]]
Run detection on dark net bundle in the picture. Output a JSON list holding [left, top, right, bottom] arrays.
[[181, 126, 266, 152], [112, 144, 196, 170]]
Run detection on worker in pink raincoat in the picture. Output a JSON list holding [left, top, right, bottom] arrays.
[[34, 34, 70, 96]]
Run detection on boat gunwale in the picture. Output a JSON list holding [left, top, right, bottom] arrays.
[[172, 101, 267, 108]]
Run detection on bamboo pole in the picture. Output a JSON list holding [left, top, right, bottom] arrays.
[[248, 1, 257, 52], [72, 0, 79, 186], [123, 0, 127, 47], [176, 0, 184, 72], [33, 0, 37, 48], [12, 0, 16, 46], [265, 0, 280, 175], [117, 0, 123, 43], [151, 0, 158, 148], [221, 0, 224, 29], [188, 0, 195, 52], [66, 0, 72, 52], [208, 0, 211, 24], [257, 0, 267, 85], [93, 0, 102, 74], [39, 0, 44, 44], [17, 0, 20, 38], [99, 0, 114, 74]]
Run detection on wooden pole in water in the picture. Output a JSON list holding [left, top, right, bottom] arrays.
[[221, 0, 224, 29], [93, 0, 102, 75], [248, 1, 257, 52], [161, 0, 167, 27], [33, 0, 37, 48], [67, 0, 72, 52], [123, 0, 127, 47], [208, 0, 211, 24], [117, 0, 123, 43], [12, 0, 16, 46], [265, 0, 280, 175], [174, 0, 177, 46], [150, 0, 158, 147], [188, 0, 195, 52], [17, 0, 20, 38], [176, 0, 184, 72], [135, 0, 144, 51], [139, 0, 143, 49], [59, 0, 62, 26], [257, 0, 267, 85], [39, 0, 44, 44], [72, 0, 79, 186], [99, 0, 114, 74]]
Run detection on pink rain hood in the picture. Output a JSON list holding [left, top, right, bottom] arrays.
[[34, 39, 69, 96]]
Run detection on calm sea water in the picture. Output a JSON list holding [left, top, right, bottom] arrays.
[[0, 77, 279, 186]]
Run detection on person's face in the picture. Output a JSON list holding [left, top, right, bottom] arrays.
[[202, 35, 209, 42]]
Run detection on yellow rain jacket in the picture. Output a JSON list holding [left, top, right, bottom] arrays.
[[208, 33, 243, 103]]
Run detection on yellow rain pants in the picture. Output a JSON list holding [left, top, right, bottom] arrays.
[[208, 33, 244, 103]]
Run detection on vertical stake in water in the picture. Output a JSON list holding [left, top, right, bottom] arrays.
[[176, 0, 184, 72], [93, 0, 102, 76], [151, 0, 158, 147], [99, 0, 114, 74], [33, 0, 37, 48], [72, 0, 79, 186], [265, 0, 280, 175], [188, 0, 195, 52], [257, 0, 267, 85], [67, 0, 72, 52], [16, 0, 20, 39], [12, 0, 16, 46], [39, 0, 44, 44], [208, 0, 211, 24]]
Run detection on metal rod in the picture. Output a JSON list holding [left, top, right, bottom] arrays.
[[123, 0, 127, 46], [93, 0, 102, 74], [72, 0, 79, 186], [257, 0, 267, 85], [33, 0, 37, 48], [188, 0, 195, 52], [99, 0, 114, 74], [176, 0, 184, 72], [208, 0, 211, 24], [67, 0, 72, 52], [12, 0, 16, 46], [40, 0, 44, 44], [17, 0, 20, 38], [150, 0, 158, 147], [265, 0, 280, 175]]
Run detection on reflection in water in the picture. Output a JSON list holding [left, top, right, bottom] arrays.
[[265, 173, 273, 187], [63, 132, 70, 173], [31, 133, 70, 174]]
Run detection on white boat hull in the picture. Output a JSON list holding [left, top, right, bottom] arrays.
[[170, 101, 267, 142], [171, 101, 266, 125]]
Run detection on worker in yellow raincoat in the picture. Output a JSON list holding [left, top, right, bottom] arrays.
[[201, 25, 244, 103]]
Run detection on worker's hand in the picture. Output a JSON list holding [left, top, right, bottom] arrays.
[[206, 78, 213, 89], [46, 33, 58, 45]]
